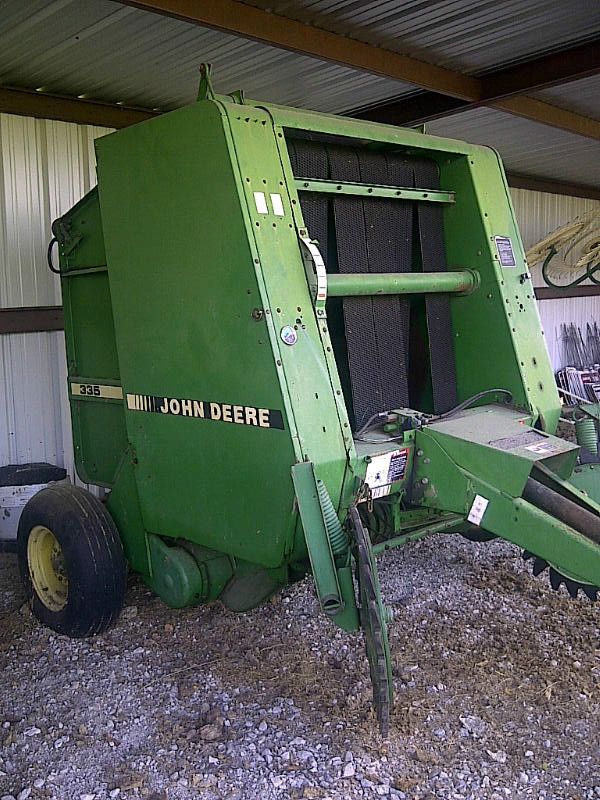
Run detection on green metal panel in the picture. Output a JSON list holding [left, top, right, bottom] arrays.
[[417, 406, 578, 501], [71, 397, 127, 486], [55, 187, 106, 270], [219, 101, 353, 503], [249, 102, 474, 157], [95, 100, 300, 568], [440, 150, 560, 433], [57, 188, 128, 488], [65, 273, 118, 378], [570, 463, 600, 501]]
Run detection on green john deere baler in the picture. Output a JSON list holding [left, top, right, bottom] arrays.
[[20, 66, 600, 734]]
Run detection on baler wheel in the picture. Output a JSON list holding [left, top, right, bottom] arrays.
[[17, 484, 127, 637], [348, 506, 393, 736]]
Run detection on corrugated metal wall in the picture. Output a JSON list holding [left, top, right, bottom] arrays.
[[0, 114, 598, 478], [0, 114, 110, 476], [511, 188, 600, 370]]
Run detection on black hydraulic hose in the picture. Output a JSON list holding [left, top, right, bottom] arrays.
[[523, 478, 600, 546], [47, 237, 60, 274], [430, 388, 513, 422], [355, 389, 513, 441], [354, 411, 392, 439]]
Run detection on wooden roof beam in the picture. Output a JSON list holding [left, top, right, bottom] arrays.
[[481, 38, 600, 100], [118, 0, 600, 140], [0, 85, 156, 128], [357, 39, 600, 133], [119, 0, 481, 101]]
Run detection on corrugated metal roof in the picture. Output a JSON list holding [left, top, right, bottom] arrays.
[[0, 0, 414, 113], [0, 0, 598, 188], [427, 107, 600, 188], [245, 0, 600, 73], [533, 74, 600, 120], [3, 1, 600, 112]]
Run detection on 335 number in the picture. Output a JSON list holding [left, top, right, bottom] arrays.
[[79, 384, 100, 396]]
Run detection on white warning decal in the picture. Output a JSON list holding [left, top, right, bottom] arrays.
[[270, 193, 285, 216], [494, 236, 516, 267], [525, 440, 561, 455], [253, 191, 269, 214], [468, 494, 489, 526], [364, 448, 409, 499]]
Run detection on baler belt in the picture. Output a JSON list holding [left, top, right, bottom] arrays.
[[288, 141, 329, 256], [328, 147, 411, 428], [289, 139, 457, 427], [412, 159, 458, 413]]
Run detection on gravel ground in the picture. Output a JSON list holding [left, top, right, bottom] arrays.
[[1, 534, 599, 800]]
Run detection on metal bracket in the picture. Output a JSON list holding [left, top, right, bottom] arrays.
[[299, 234, 327, 314], [542, 246, 600, 289], [295, 178, 455, 204], [292, 461, 343, 616], [197, 63, 215, 102], [292, 461, 360, 631], [52, 218, 82, 256]]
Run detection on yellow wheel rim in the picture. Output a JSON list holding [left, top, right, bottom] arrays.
[[27, 525, 68, 612]]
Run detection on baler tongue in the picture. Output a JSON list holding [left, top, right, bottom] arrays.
[[413, 404, 600, 593]]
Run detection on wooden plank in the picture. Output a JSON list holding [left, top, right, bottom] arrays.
[[0, 86, 156, 129], [507, 173, 600, 201], [0, 306, 64, 334], [535, 286, 600, 301]]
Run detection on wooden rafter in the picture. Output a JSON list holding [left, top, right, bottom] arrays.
[[358, 38, 600, 134], [118, 0, 600, 140], [0, 86, 156, 129]]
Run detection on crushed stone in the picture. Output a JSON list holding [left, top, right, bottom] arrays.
[[1, 533, 599, 799]]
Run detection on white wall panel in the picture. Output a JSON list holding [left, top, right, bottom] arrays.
[[509, 188, 600, 371], [0, 113, 110, 478]]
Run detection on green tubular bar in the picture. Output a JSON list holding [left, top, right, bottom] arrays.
[[326, 270, 479, 297]]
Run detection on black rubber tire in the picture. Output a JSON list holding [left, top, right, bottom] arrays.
[[17, 484, 127, 638]]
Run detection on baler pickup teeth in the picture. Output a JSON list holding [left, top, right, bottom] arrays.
[[532, 557, 547, 577], [522, 551, 599, 601]]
